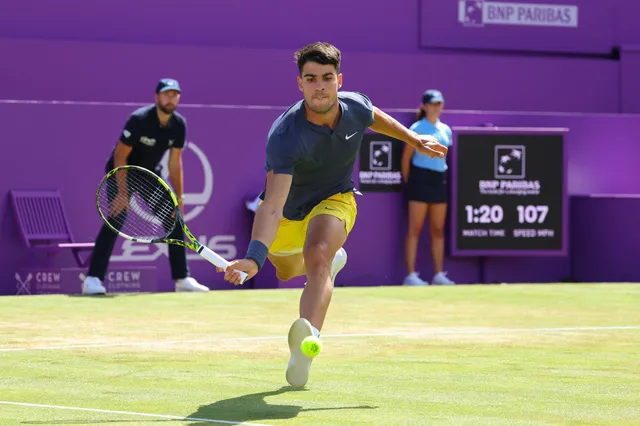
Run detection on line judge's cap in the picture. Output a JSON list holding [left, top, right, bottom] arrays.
[[156, 78, 181, 94], [422, 89, 444, 104]]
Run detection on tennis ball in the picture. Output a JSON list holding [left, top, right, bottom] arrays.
[[300, 336, 322, 358]]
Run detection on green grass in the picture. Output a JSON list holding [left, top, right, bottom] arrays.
[[0, 284, 639, 425]]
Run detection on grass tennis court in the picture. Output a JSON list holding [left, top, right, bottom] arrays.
[[1, 284, 639, 425]]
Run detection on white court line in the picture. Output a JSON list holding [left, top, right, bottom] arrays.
[[1, 326, 638, 353], [0, 401, 270, 425]]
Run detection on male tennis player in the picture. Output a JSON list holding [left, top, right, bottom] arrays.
[[218, 42, 447, 387], [83, 78, 209, 295]]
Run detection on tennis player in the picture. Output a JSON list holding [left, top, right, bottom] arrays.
[[401, 89, 455, 286], [83, 78, 209, 295], [217, 42, 448, 387]]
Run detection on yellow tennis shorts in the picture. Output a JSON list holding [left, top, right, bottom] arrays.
[[268, 191, 357, 255]]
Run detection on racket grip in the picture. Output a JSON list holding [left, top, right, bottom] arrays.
[[199, 245, 249, 284]]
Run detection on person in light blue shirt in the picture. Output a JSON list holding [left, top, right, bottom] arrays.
[[401, 89, 455, 286]]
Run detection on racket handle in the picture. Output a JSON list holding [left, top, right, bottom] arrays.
[[199, 245, 249, 284]]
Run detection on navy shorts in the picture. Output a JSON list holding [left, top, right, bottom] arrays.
[[405, 165, 448, 204]]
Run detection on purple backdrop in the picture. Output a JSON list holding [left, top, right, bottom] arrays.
[[2, 102, 640, 294], [1, 0, 640, 293], [0, 37, 621, 114]]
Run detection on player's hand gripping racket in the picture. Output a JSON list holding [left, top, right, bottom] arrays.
[[95, 165, 248, 284]]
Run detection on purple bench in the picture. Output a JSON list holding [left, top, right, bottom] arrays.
[[9, 190, 95, 267]]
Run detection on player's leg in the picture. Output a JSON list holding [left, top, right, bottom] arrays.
[[300, 214, 347, 331], [285, 192, 355, 388], [268, 253, 306, 281], [428, 202, 454, 285], [84, 176, 130, 295], [403, 200, 429, 286], [403, 165, 431, 285], [83, 222, 121, 294], [265, 213, 307, 282]]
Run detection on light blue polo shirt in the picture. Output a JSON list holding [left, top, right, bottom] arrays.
[[410, 118, 453, 172]]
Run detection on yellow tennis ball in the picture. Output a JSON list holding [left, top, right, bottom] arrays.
[[300, 336, 322, 357]]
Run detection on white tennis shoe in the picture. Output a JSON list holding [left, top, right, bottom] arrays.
[[286, 317, 315, 388], [82, 276, 106, 295], [175, 277, 210, 292]]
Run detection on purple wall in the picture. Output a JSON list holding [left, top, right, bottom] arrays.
[[0, 0, 419, 52], [2, 0, 640, 293], [2, 101, 640, 294], [1, 0, 638, 53], [0, 37, 620, 113]]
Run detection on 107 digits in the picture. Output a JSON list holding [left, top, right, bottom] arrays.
[[464, 205, 549, 224]]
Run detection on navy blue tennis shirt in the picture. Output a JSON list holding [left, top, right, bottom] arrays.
[[262, 91, 375, 221], [105, 105, 187, 173]]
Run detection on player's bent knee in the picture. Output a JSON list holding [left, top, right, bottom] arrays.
[[303, 242, 334, 270], [269, 253, 305, 281]]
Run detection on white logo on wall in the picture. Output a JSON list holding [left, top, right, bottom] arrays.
[[495, 145, 525, 179], [458, 0, 578, 28], [14, 271, 62, 295], [359, 140, 402, 187], [478, 144, 540, 196], [111, 140, 238, 262], [370, 141, 392, 170], [15, 272, 33, 295]]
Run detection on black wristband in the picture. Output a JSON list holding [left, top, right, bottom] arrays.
[[244, 240, 269, 271]]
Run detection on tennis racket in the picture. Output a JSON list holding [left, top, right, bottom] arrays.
[[95, 165, 248, 284]]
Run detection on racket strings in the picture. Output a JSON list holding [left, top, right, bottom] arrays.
[[98, 168, 177, 241]]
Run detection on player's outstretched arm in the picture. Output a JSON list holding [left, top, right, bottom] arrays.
[[218, 170, 292, 285], [369, 106, 448, 159]]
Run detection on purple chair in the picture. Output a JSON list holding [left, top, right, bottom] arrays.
[[9, 190, 95, 267]]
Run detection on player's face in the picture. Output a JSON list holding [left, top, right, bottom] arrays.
[[156, 90, 181, 114], [425, 101, 443, 117], [297, 62, 342, 114]]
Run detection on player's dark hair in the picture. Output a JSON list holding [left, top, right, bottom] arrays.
[[294, 42, 341, 75], [416, 107, 426, 121]]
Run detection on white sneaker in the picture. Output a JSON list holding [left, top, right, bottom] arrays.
[[403, 272, 428, 286], [330, 248, 348, 283], [286, 317, 315, 388], [432, 271, 455, 285], [83, 276, 107, 295], [175, 277, 210, 292]]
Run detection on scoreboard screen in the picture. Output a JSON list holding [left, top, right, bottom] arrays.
[[449, 128, 568, 257]]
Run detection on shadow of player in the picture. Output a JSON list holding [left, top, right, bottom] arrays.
[[184, 386, 377, 425]]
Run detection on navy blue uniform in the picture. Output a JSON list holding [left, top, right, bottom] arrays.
[[263, 91, 375, 221], [88, 105, 190, 281], [105, 104, 187, 173]]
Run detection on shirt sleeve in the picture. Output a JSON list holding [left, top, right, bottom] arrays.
[[343, 91, 375, 128], [119, 114, 142, 147], [264, 131, 298, 175]]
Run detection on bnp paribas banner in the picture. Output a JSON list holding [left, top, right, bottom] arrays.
[[420, 0, 615, 55]]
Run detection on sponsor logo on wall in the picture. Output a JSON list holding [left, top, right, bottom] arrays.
[[478, 145, 541, 196], [458, 0, 578, 28], [14, 268, 157, 295], [358, 135, 403, 192]]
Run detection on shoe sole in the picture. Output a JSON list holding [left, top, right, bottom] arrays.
[[175, 286, 210, 292], [286, 318, 314, 388], [82, 286, 106, 295]]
